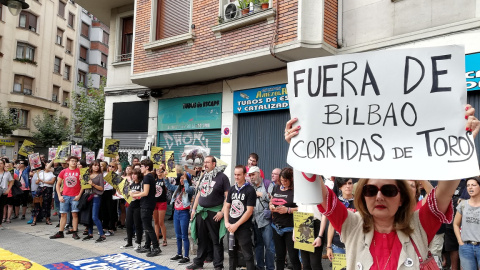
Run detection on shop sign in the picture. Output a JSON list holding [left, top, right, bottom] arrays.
[[157, 93, 222, 131], [0, 139, 15, 146], [466, 52, 480, 91], [233, 84, 289, 114]]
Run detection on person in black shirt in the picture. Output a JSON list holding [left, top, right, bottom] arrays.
[[224, 165, 256, 270], [123, 168, 144, 250], [154, 165, 168, 246], [187, 156, 230, 270], [130, 159, 161, 257]]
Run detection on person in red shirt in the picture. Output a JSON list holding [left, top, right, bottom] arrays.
[[50, 156, 81, 240]]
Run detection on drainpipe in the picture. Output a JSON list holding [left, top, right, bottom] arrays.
[[337, 0, 343, 48]]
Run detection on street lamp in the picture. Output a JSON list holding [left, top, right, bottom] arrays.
[[0, 0, 29, 16]]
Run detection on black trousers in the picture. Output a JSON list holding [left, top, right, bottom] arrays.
[[0, 195, 7, 225], [193, 210, 225, 268], [229, 224, 255, 270], [273, 229, 301, 270], [126, 205, 143, 245], [300, 219, 324, 270], [100, 190, 118, 230], [141, 208, 159, 249]]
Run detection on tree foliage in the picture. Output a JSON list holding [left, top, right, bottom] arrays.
[[32, 110, 72, 147], [0, 106, 19, 138], [73, 77, 105, 152]]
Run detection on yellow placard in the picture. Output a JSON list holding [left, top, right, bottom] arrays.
[[0, 139, 15, 146], [165, 151, 176, 178], [104, 171, 122, 190], [222, 137, 230, 143], [0, 248, 48, 269], [104, 139, 120, 158], [293, 211, 315, 253], [150, 146, 164, 169], [332, 253, 347, 270], [18, 140, 35, 156], [80, 168, 92, 189], [117, 178, 132, 204], [54, 145, 69, 163]]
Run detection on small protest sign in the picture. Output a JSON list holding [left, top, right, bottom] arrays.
[[80, 168, 91, 189], [332, 253, 347, 270], [104, 139, 120, 158], [150, 146, 164, 169], [71, 145, 82, 159], [181, 145, 209, 166], [48, 148, 57, 161], [104, 171, 122, 190], [293, 212, 315, 253], [19, 140, 35, 156], [55, 145, 69, 163], [28, 153, 42, 170], [165, 151, 176, 178], [117, 178, 132, 204], [85, 152, 95, 165], [287, 45, 479, 181], [97, 149, 104, 161]]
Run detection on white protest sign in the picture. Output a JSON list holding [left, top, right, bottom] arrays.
[[293, 170, 323, 204], [287, 45, 479, 180]]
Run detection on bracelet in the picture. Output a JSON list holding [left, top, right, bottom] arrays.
[[317, 235, 323, 238], [326, 246, 332, 249]]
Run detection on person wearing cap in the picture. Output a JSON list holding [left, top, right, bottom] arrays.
[[249, 165, 275, 270]]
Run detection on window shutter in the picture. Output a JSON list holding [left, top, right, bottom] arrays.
[[80, 46, 87, 60], [28, 13, 36, 31], [81, 22, 89, 36], [24, 77, 33, 91], [59, 1, 66, 17], [156, 0, 190, 40]]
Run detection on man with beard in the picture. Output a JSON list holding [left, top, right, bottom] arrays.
[[249, 166, 275, 270], [187, 156, 230, 270], [50, 156, 81, 240]]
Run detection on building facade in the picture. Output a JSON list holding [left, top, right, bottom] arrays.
[[77, 0, 480, 179], [0, 0, 79, 159]]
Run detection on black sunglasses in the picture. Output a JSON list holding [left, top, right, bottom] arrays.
[[108, 165, 115, 168], [362, 184, 399, 197]]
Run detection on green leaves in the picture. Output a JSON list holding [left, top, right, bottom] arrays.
[[32, 111, 72, 147], [72, 77, 105, 152], [0, 106, 19, 138]]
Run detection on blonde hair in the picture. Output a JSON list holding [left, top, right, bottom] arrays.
[[354, 179, 415, 235]]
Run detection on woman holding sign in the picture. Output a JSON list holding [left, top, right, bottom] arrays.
[[284, 105, 479, 270]]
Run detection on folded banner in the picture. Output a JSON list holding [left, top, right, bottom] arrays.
[[104, 139, 120, 158], [19, 140, 35, 156], [287, 45, 479, 181]]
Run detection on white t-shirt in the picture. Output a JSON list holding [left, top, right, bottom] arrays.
[[32, 170, 56, 188], [0, 171, 14, 194]]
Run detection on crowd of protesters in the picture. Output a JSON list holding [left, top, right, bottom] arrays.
[[1, 143, 480, 269]]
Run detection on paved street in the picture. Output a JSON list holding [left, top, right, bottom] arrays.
[[0, 210, 332, 269]]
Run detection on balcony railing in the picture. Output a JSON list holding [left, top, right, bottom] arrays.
[[116, 53, 131, 62]]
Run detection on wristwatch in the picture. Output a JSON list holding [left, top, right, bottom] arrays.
[[316, 235, 323, 239]]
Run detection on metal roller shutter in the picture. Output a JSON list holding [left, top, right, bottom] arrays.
[[112, 132, 149, 148], [467, 91, 480, 162], [158, 129, 221, 165], [236, 110, 291, 179]]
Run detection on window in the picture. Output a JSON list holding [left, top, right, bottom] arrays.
[[78, 70, 86, 86], [58, 1, 66, 18], [79, 46, 87, 61], [16, 43, 35, 61], [64, 64, 71, 80], [81, 22, 89, 37], [101, 54, 107, 68], [9, 109, 29, 128], [102, 31, 109, 44], [54, 57, 61, 74], [52, 85, 60, 102], [56, 28, 64, 45], [13, 75, 33, 95], [62, 91, 69, 107], [120, 16, 133, 61], [155, 0, 190, 40], [19, 11, 37, 32], [66, 38, 72, 53], [68, 12, 75, 28]]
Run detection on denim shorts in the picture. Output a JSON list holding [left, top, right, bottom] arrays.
[[60, 195, 80, 213]]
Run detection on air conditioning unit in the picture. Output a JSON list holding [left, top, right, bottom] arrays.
[[24, 89, 32, 95], [52, 94, 58, 102], [224, 1, 239, 21]]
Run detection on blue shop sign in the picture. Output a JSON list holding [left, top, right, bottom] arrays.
[[233, 84, 289, 114], [466, 52, 480, 91]]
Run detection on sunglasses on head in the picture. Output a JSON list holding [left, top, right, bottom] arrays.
[[362, 184, 399, 197]]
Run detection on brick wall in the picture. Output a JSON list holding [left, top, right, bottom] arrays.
[[324, 0, 337, 48], [92, 21, 110, 34], [89, 65, 107, 77], [133, 0, 298, 74], [90, 41, 109, 55]]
